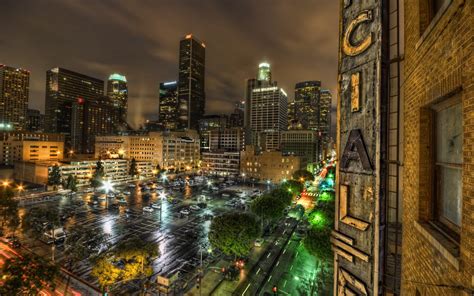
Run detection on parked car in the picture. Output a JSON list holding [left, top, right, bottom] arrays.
[[190, 205, 200, 211], [180, 209, 190, 215], [143, 206, 154, 213], [254, 238, 264, 247]]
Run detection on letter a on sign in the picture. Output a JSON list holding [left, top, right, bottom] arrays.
[[341, 129, 372, 171]]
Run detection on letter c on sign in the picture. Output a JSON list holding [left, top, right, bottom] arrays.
[[343, 10, 373, 56]]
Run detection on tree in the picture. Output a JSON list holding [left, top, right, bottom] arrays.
[[208, 212, 261, 258], [65, 174, 77, 192], [91, 160, 105, 188], [281, 179, 303, 196], [0, 253, 59, 295], [48, 164, 62, 188], [292, 169, 315, 182], [91, 236, 159, 291], [250, 194, 286, 222], [269, 188, 293, 206], [0, 187, 18, 229], [129, 158, 139, 178]]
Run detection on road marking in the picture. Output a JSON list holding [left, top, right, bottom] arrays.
[[242, 283, 251, 295], [283, 280, 287, 288], [266, 252, 271, 258], [267, 275, 272, 282], [290, 264, 293, 271], [256, 268, 261, 275], [283, 248, 286, 254], [283, 229, 286, 234], [276, 260, 280, 266]]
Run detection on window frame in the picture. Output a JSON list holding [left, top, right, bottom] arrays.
[[430, 95, 462, 242]]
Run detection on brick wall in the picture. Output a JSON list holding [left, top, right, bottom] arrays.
[[402, 0, 473, 295]]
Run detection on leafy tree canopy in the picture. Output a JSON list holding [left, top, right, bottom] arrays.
[[48, 164, 62, 186], [292, 169, 315, 182], [129, 158, 139, 177], [250, 194, 287, 221], [208, 212, 261, 257]]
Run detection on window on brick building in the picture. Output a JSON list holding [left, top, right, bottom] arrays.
[[432, 96, 462, 238], [419, 0, 451, 35]]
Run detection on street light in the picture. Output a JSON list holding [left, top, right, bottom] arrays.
[[17, 184, 24, 196], [2, 180, 9, 188]]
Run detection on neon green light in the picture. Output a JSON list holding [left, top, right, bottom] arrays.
[[108, 73, 127, 82]]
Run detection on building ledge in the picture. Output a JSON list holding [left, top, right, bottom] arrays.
[[414, 221, 460, 271]]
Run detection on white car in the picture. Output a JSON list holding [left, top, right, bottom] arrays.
[[254, 238, 264, 247], [143, 206, 154, 213], [180, 209, 190, 215], [190, 205, 200, 211], [151, 203, 161, 209]]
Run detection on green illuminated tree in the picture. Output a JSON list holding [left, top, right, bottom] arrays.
[[281, 179, 303, 196], [208, 212, 261, 258], [48, 164, 62, 188], [269, 187, 293, 206], [91, 160, 105, 188], [65, 174, 77, 192], [129, 158, 139, 178], [251, 194, 286, 222], [0, 253, 59, 295]]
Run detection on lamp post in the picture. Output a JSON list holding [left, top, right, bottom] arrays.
[[16, 185, 24, 197], [101, 180, 114, 209]]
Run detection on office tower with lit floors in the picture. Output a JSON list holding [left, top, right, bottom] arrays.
[[107, 73, 128, 126], [0, 65, 29, 131], [159, 81, 179, 130], [177, 34, 206, 130]]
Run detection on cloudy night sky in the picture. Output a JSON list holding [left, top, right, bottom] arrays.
[[1, 0, 339, 128]]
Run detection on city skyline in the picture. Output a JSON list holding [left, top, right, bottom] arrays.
[[1, 0, 338, 128]]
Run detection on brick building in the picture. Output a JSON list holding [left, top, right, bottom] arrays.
[[401, 0, 473, 295]]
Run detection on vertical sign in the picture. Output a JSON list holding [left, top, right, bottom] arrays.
[[333, 0, 387, 295]]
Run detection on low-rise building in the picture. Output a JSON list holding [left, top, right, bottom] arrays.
[[0, 132, 64, 166], [208, 127, 245, 152], [240, 145, 301, 183], [95, 130, 200, 171], [15, 158, 154, 186], [201, 151, 240, 176]]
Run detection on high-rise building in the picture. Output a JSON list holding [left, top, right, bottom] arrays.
[[177, 34, 206, 130], [294, 81, 321, 130], [106, 73, 128, 125], [0, 65, 29, 131], [280, 130, 319, 169], [198, 115, 228, 151], [45, 67, 104, 149], [159, 81, 179, 130], [257, 62, 271, 82], [71, 96, 119, 154], [229, 101, 244, 128], [26, 109, 44, 132], [249, 86, 288, 151], [319, 89, 332, 156]]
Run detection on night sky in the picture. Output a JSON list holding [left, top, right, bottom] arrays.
[[1, 0, 339, 128]]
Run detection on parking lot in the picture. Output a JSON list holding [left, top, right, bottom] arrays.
[[15, 176, 267, 293]]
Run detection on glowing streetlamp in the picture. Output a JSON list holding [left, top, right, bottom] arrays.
[[101, 180, 114, 194], [207, 180, 212, 187], [161, 173, 168, 182], [2, 180, 10, 188]]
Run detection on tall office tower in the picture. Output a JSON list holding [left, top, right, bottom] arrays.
[[177, 34, 206, 130], [319, 89, 332, 157], [229, 101, 244, 128], [244, 62, 277, 144], [71, 96, 118, 154], [0, 65, 29, 131], [249, 86, 288, 151], [287, 101, 302, 129], [45, 67, 104, 150], [107, 73, 128, 124], [294, 81, 321, 130], [159, 81, 179, 130], [26, 109, 44, 132]]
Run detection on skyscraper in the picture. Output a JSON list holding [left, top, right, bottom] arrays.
[[249, 86, 288, 151], [26, 109, 44, 132], [71, 96, 118, 153], [177, 34, 206, 130], [0, 65, 29, 131], [45, 67, 104, 150], [244, 62, 277, 145], [294, 81, 321, 130], [159, 81, 179, 130], [319, 89, 332, 154], [107, 73, 128, 124]]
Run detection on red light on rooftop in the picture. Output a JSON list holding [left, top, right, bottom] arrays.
[[77, 97, 85, 104]]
